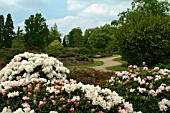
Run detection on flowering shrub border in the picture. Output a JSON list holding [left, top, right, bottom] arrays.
[[108, 63, 170, 112], [0, 52, 139, 113]]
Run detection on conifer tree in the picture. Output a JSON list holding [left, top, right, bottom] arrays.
[[4, 14, 15, 48], [0, 15, 4, 48]]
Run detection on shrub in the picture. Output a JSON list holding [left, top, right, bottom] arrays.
[[78, 47, 91, 56], [107, 63, 170, 112], [0, 48, 25, 62], [0, 52, 137, 113]]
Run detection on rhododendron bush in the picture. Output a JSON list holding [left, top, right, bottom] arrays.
[[0, 52, 137, 113], [107, 63, 170, 112]]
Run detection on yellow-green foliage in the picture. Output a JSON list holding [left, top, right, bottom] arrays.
[[49, 40, 63, 47]]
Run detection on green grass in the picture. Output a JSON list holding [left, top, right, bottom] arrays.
[[67, 61, 104, 70], [106, 57, 128, 71], [106, 65, 128, 71], [113, 57, 127, 64]]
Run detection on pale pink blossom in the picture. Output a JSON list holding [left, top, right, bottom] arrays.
[[70, 107, 74, 112]]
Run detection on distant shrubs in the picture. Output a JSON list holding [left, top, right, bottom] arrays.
[[0, 48, 25, 62]]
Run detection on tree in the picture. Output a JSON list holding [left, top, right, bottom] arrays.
[[67, 27, 83, 47], [115, 0, 170, 66], [46, 23, 62, 46], [24, 13, 49, 49], [83, 24, 116, 53], [0, 15, 4, 48], [4, 14, 15, 48], [12, 27, 25, 49], [82, 28, 93, 47]]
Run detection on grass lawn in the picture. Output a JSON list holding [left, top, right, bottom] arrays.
[[113, 57, 127, 64], [67, 61, 104, 70], [106, 65, 128, 71], [106, 57, 128, 71]]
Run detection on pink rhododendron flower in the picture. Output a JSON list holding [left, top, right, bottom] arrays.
[[70, 107, 74, 112], [27, 92, 32, 97], [166, 86, 170, 91], [91, 109, 95, 112], [154, 67, 159, 71], [22, 96, 29, 101], [87, 100, 91, 104], [68, 99, 72, 103], [60, 97, 65, 101], [34, 86, 40, 92], [74, 102, 80, 107], [52, 100, 56, 105], [28, 84, 32, 90], [62, 104, 67, 109], [50, 95, 54, 99]]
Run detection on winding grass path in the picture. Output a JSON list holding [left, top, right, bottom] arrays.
[[90, 55, 122, 72]]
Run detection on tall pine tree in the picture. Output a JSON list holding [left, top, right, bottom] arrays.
[[0, 15, 4, 48], [4, 14, 15, 48]]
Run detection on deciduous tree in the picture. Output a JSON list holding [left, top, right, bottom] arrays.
[[46, 23, 62, 46], [24, 13, 49, 49], [115, 0, 170, 66], [67, 27, 83, 47]]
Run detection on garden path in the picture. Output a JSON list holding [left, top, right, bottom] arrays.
[[91, 55, 122, 72]]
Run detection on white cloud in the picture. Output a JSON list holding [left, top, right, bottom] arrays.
[[16, 0, 132, 40], [0, 0, 52, 12], [79, 4, 118, 17], [67, 0, 88, 10], [46, 0, 133, 39], [47, 16, 79, 36]]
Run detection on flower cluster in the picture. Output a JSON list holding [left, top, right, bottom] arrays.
[[0, 52, 70, 83], [108, 63, 170, 112], [0, 52, 138, 113], [158, 99, 170, 111], [0, 77, 137, 113]]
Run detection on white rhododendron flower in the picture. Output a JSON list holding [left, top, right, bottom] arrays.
[[7, 91, 19, 98], [0, 52, 70, 83]]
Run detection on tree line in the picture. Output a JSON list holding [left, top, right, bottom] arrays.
[[0, 13, 62, 50], [1, 0, 170, 67], [0, 13, 117, 55]]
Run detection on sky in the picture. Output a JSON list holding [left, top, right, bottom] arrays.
[[0, 0, 133, 38]]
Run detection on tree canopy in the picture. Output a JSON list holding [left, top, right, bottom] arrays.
[[66, 27, 83, 47], [115, 0, 170, 66], [46, 23, 62, 46], [82, 24, 116, 53], [0, 15, 4, 48], [24, 13, 49, 49], [0, 14, 15, 48]]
